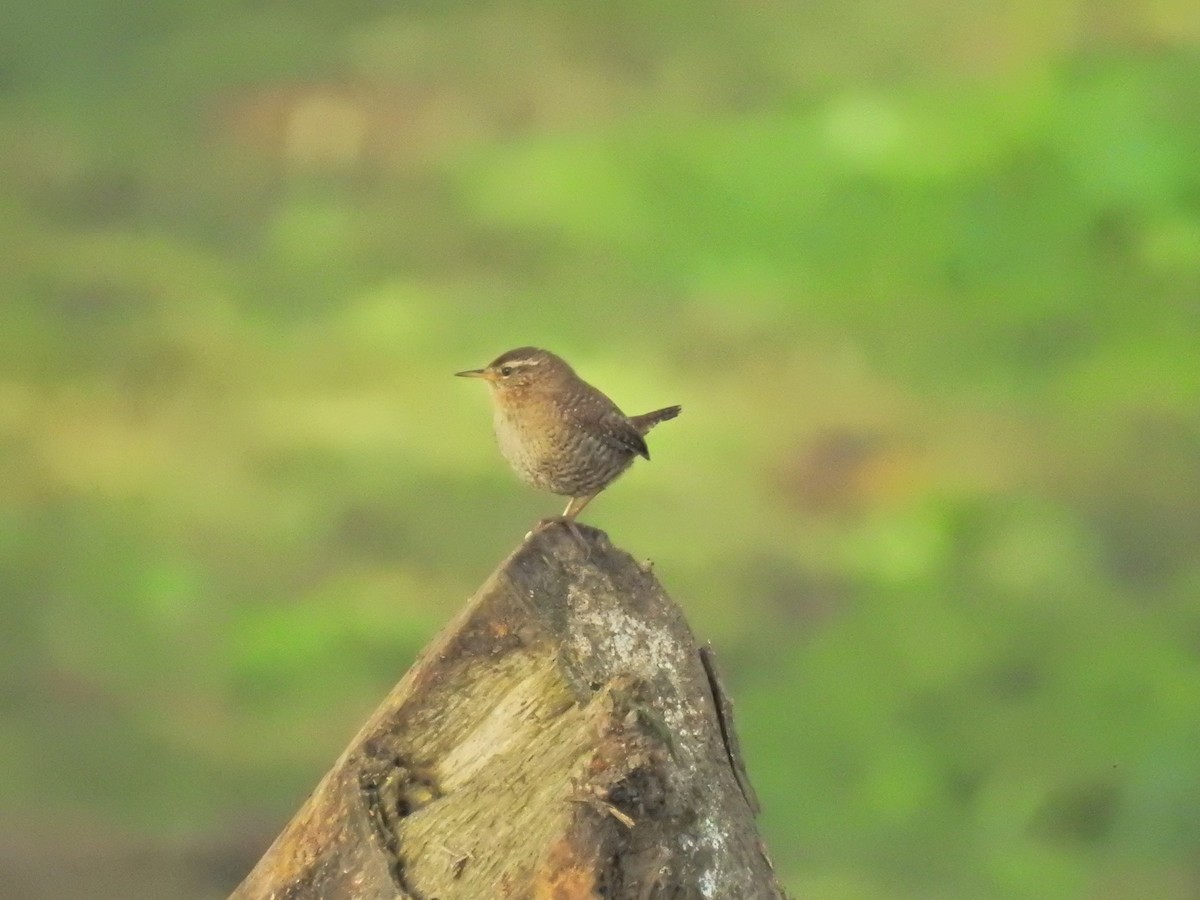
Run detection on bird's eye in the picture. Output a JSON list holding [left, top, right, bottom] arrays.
[[499, 366, 514, 377]]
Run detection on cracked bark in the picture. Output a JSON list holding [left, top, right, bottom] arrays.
[[229, 525, 787, 900]]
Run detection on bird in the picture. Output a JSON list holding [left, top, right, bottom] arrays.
[[456, 347, 681, 538]]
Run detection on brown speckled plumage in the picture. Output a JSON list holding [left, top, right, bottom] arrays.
[[456, 347, 681, 530]]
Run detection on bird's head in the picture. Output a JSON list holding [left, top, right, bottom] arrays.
[[455, 347, 573, 399]]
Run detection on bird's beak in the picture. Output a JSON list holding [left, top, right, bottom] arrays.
[[455, 368, 488, 379]]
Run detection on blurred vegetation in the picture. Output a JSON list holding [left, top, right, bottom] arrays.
[[1, 1, 1199, 897]]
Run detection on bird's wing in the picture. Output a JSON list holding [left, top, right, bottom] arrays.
[[598, 411, 651, 460], [558, 387, 651, 460]]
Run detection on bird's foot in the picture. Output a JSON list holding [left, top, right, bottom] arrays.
[[531, 516, 591, 552]]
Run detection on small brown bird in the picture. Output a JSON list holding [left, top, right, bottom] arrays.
[[456, 347, 681, 535]]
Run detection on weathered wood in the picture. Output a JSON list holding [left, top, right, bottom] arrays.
[[230, 525, 786, 899]]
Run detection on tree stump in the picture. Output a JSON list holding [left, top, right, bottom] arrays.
[[230, 525, 786, 899]]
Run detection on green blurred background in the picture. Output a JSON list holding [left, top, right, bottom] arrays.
[[2, 1, 1199, 897]]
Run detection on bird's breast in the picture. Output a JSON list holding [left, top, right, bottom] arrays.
[[492, 407, 548, 488], [492, 402, 633, 496]]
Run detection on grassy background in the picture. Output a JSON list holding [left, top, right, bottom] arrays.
[[1, 1, 1199, 897]]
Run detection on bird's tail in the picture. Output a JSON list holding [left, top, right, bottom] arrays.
[[630, 405, 682, 434]]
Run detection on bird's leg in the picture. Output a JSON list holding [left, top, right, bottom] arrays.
[[561, 493, 597, 521], [534, 492, 599, 549]]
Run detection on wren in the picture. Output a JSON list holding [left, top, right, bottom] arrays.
[[456, 347, 680, 535]]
